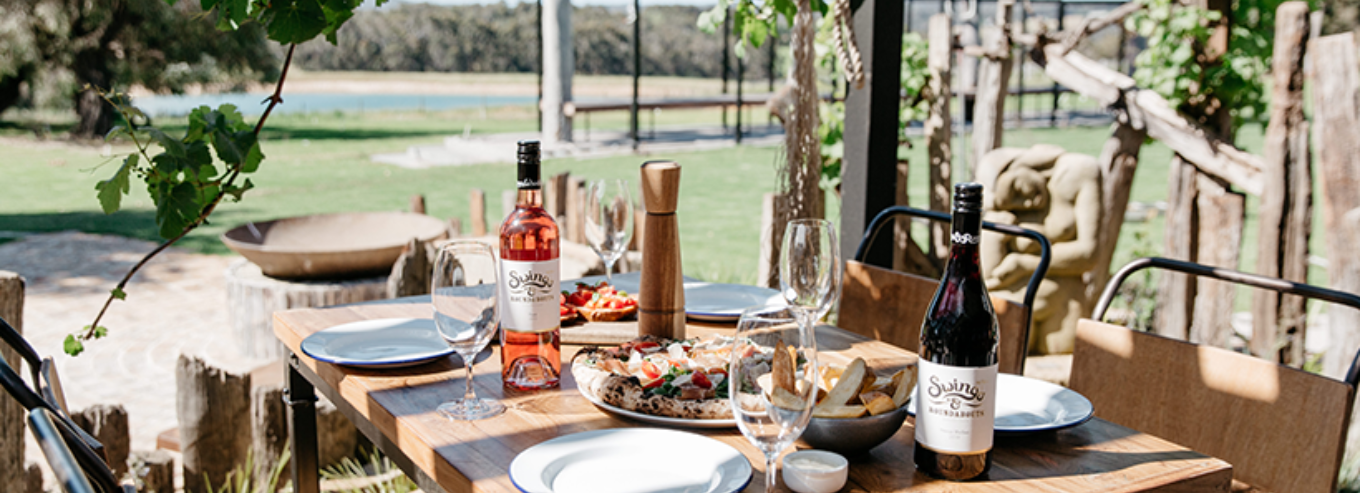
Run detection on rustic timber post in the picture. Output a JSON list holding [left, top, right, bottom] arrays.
[[971, 0, 1014, 168], [541, 0, 573, 142], [470, 188, 488, 237], [72, 405, 130, 479], [0, 271, 23, 493], [838, 0, 904, 268], [973, 0, 1017, 169], [1252, 2, 1312, 364], [1088, 122, 1145, 305], [177, 355, 251, 493], [1312, 32, 1360, 379], [924, 13, 953, 265]]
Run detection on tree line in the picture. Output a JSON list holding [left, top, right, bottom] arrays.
[[289, 3, 779, 80]]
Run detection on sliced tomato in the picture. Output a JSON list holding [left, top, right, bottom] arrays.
[[641, 361, 663, 380], [691, 371, 712, 389], [641, 377, 663, 389], [708, 367, 727, 376], [633, 341, 660, 351]]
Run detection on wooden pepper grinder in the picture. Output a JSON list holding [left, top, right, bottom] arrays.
[[638, 160, 686, 339]]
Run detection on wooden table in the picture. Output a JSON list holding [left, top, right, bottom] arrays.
[[274, 300, 1232, 493]]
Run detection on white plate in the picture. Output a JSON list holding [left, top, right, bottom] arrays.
[[577, 384, 736, 429], [510, 428, 752, 493], [683, 282, 785, 322], [300, 318, 453, 368], [908, 373, 1094, 434]]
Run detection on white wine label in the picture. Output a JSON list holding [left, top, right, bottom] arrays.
[[914, 360, 997, 454], [498, 258, 560, 333], [951, 232, 979, 245]]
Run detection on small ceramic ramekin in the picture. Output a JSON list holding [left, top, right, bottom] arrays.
[[782, 449, 849, 493]]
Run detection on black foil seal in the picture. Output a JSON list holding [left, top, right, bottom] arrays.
[[516, 140, 541, 189], [953, 182, 984, 213]]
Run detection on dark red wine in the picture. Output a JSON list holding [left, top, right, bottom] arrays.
[[914, 182, 999, 481]]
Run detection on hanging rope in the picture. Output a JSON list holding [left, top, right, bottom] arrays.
[[829, 0, 865, 90]]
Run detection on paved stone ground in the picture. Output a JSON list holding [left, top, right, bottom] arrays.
[[0, 231, 270, 456]]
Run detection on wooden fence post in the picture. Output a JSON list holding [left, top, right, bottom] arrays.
[[176, 355, 251, 493], [1155, 161, 1197, 341], [924, 13, 953, 264], [759, 193, 779, 289], [72, 405, 130, 479], [1252, 2, 1312, 364], [971, 0, 1014, 169], [566, 176, 586, 243], [470, 188, 488, 237], [0, 271, 23, 493], [1312, 32, 1360, 379], [409, 194, 426, 215], [1190, 174, 1244, 348], [1088, 122, 1145, 305]]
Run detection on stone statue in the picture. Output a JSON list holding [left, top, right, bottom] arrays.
[[977, 145, 1102, 355]]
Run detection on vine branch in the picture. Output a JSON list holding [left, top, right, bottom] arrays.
[[82, 43, 298, 341]]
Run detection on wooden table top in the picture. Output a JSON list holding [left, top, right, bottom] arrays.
[[274, 301, 1232, 493]]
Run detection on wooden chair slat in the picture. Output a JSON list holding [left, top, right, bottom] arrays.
[[1071, 319, 1354, 493], [840, 260, 1028, 375]]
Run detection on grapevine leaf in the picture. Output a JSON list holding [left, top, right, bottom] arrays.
[[224, 178, 255, 201], [96, 154, 135, 214], [242, 137, 264, 173], [92, 326, 109, 339], [105, 125, 128, 142], [111, 288, 126, 300], [264, 0, 328, 44], [211, 129, 251, 165], [64, 335, 84, 356], [321, 6, 354, 45], [154, 182, 203, 239], [226, 0, 249, 28], [201, 0, 219, 11], [148, 128, 186, 158]]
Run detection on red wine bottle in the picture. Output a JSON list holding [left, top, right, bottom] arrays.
[[498, 140, 561, 390], [914, 182, 999, 481]]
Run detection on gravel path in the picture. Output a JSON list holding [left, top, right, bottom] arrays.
[[1, 231, 271, 453]]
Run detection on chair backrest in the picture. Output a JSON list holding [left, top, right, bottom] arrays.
[[1078, 257, 1360, 493], [841, 260, 1029, 374], [1072, 319, 1353, 493], [29, 408, 99, 493], [0, 315, 106, 458], [843, 206, 1050, 374]]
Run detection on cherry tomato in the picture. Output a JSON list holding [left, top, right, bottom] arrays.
[[641, 361, 663, 380], [633, 341, 660, 351], [692, 371, 712, 389], [642, 378, 663, 389]]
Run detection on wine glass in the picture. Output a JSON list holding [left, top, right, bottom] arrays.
[[431, 241, 505, 421], [583, 178, 633, 284], [730, 305, 819, 493], [779, 219, 842, 325]]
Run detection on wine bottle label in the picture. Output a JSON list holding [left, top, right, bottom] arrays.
[[914, 360, 998, 454], [498, 259, 560, 333]]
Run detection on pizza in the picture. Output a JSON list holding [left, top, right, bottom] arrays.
[[562, 281, 639, 323], [572, 336, 757, 420]]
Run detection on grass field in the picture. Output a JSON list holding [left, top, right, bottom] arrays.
[[0, 88, 1309, 293]]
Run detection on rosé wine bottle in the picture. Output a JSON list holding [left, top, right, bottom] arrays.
[[497, 140, 561, 390]]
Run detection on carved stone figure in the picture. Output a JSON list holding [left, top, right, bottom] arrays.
[[978, 145, 1102, 355]]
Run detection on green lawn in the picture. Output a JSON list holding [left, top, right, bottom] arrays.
[[1, 102, 1302, 291]]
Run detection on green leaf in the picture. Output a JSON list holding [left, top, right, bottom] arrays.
[[224, 178, 255, 201], [265, 0, 328, 44], [211, 129, 256, 165], [92, 326, 109, 339], [111, 288, 126, 300], [96, 154, 135, 215], [154, 182, 204, 239], [105, 126, 129, 142], [242, 139, 264, 173], [64, 335, 84, 356]]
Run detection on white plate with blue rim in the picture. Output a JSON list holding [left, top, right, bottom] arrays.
[[908, 373, 1094, 434], [683, 282, 785, 322], [510, 428, 752, 493], [300, 318, 453, 369]]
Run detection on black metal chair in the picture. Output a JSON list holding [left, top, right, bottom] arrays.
[[848, 205, 1051, 371], [1082, 256, 1360, 492], [0, 316, 121, 491], [29, 408, 99, 493]]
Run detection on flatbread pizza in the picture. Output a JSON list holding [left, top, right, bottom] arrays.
[[572, 336, 758, 420]]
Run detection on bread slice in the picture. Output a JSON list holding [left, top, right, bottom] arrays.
[[575, 304, 639, 322]]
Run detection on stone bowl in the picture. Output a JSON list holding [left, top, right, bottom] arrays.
[[221, 212, 448, 280], [799, 405, 909, 455]]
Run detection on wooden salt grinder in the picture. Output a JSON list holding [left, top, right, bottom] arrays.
[[638, 160, 686, 339]]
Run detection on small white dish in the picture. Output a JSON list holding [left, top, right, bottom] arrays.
[[782, 450, 849, 493], [683, 282, 785, 321], [510, 428, 752, 493], [907, 373, 1095, 434], [300, 318, 453, 368]]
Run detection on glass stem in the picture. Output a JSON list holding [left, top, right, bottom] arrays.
[[463, 352, 477, 403], [604, 258, 615, 284], [765, 452, 778, 492]]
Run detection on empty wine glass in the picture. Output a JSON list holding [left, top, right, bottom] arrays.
[[730, 305, 819, 493], [780, 219, 842, 324], [583, 178, 633, 283], [432, 241, 505, 421]]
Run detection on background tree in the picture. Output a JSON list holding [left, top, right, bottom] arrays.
[[0, 0, 276, 138]]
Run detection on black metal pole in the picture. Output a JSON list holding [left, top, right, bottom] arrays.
[[1052, 0, 1065, 127], [768, 24, 777, 93], [905, 0, 913, 33], [722, 10, 731, 130], [736, 53, 744, 143], [537, 0, 543, 133], [631, 0, 641, 149]]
